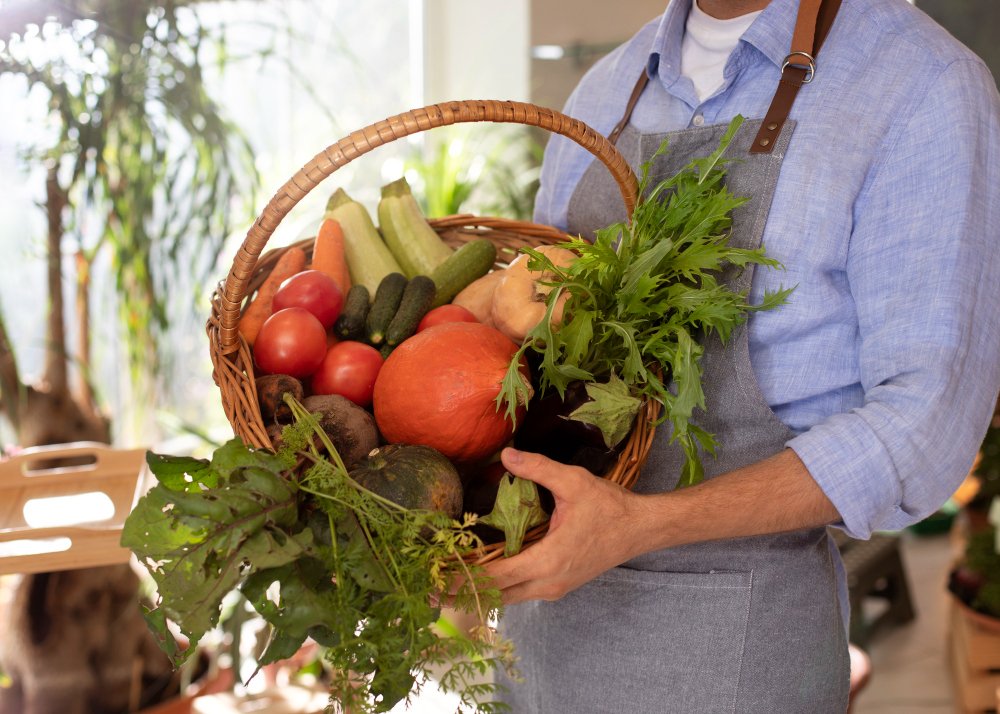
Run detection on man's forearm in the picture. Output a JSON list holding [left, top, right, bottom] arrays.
[[484, 447, 843, 604], [630, 448, 842, 556]]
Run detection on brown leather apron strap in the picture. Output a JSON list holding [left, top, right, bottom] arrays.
[[608, 0, 842, 151], [608, 71, 650, 145], [789, 0, 823, 67], [750, 0, 843, 153]]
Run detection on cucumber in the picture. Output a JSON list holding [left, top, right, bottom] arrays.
[[386, 275, 437, 346], [325, 188, 403, 295], [429, 239, 498, 307], [378, 178, 453, 278], [334, 284, 370, 340], [365, 272, 408, 345]]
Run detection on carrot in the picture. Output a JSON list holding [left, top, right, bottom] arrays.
[[311, 218, 351, 294], [238, 246, 307, 345]]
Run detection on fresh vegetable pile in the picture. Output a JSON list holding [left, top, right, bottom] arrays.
[[124, 115, 790, 712]]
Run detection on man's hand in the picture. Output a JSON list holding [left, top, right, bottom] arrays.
[[482, 446, 840, 606], [483, 447, 649, 605]]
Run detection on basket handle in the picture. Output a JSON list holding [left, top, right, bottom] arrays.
[[215, 99, 639, 354]]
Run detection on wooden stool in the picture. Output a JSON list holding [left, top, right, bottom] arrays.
[[831, 529, 916, 647]]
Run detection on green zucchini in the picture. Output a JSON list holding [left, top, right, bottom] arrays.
[[378, 178, 453, 278], [429, 238, 498, 307], [386, 275, 437, 346], [325, 188, 403, 295], [334, 284, 370, 340], [366, 272, 408, 345]]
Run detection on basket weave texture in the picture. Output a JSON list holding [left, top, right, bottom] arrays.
[[206, 99, 657, 562]]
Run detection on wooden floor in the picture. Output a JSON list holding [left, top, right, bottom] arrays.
[[852, 529, 963, 714]]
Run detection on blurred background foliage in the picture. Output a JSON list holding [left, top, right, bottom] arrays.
[[0, 0, 542, 450]]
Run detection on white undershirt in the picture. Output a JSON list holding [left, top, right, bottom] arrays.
[[680, 1, 762, 102]]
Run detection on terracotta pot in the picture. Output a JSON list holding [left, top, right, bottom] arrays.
[[139, 667, 233, 714], [953, 594, 1000, 635]]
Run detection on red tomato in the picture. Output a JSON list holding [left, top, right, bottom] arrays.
[[272, 270, 343, 328], [311, 341, 384, 407], [416, 304, 478, 333], [254, 307, 328, 377]]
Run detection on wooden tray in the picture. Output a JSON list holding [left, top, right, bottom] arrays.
[[0, 442, 146, 575]]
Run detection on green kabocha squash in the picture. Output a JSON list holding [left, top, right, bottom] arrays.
[[349, 444, 463, 519]]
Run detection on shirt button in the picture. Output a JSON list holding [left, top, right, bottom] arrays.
[[692, 114, 705, 126]]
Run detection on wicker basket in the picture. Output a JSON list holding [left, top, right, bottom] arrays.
[[206, 99, 659, 563]]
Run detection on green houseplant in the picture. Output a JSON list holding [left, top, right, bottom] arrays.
[[0, 2, 256, 712]]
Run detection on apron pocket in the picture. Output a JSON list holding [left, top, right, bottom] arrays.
[[499, 566, 753, 714]]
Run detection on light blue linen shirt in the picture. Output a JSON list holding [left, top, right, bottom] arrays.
[[534, 0, 1000, 539]]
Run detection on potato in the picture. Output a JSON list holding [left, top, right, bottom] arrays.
[[491, 268, 569, 343], [452, 270, 504, 326]]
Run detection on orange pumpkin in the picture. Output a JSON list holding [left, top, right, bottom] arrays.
[[372, 322, 531, 462]]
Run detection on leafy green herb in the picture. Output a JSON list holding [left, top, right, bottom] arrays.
[[122, 396, 514, 713], [479, 474, 548, 557], [498, 116, 792, 486]]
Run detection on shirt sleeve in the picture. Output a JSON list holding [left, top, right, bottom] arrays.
[[787, 59, 1000, 539], [531, 35, 647, 231], [533, 81, 594, 231]]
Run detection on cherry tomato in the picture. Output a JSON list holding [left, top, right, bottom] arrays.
[[272, 270, 344, 328], [253, 307, 328, 377], [417, 304, 478, 332], [311, 341, 384, 407]]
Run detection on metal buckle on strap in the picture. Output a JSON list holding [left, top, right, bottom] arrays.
[[781, 51, 816, 83]]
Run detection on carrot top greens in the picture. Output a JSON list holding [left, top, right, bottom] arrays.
[[123, 396, 513, 713]]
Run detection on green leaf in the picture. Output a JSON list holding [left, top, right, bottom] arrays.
[[479, 474, 548, 557], [255, 628, 308, 669], [497, 343, 536, 427], [559, 310, 594, 369], [140, 604, 188, 664], [242, 558, 347, 643], [145, 452, 216, 492], [122, 444, 312, 663], [211, 437, 290, 477], [335, 512, 397, 593], [670, 327, 706, 425], [568, 374, 643, 449], [691, 115, 744, 183]]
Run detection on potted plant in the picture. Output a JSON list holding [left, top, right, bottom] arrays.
[[965, 398, 1000, 534], [948, 525, 1000, 628]]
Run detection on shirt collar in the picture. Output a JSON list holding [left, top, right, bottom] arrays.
[[646, 0, 801, 80], [740, 0, 802, 69], [646, 0, 692, 83]]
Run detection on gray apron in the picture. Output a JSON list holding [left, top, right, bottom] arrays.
[[497, 119, 851, 713]]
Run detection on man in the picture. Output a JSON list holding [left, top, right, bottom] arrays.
[[485, 0, 1000, 711]]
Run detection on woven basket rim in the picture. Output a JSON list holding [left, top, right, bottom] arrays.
[[211, 99, 639, 356]]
